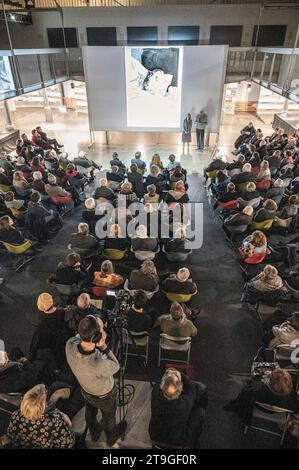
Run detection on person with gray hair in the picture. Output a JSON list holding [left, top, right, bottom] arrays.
[[106, 165, 124, 191], [158, 301, 198, 338], [149, 368, 207, 448], [224, 205, 254, 232], [93, 178, 116, 202], [68, 222, 98, 251]]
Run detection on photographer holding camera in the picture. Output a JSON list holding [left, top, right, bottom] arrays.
[[66, 315, 126, 447]]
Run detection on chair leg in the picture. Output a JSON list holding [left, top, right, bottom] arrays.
[[244, 425, 249, 435], [280, 414, 291, 446], [158, 342, 161, 367]]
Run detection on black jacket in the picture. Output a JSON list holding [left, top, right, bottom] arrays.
[[149, 374, 203, 447], [126, 307, 153, 333], [55, 263, 86, 285]]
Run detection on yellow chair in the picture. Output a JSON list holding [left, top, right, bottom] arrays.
[[0, 239, 33, 272], [103, 248, 126, 260], [251, 219, 274, 231], [206, 170, 218, 179], [1, 239, 32, 254], [10, 207, 26, 219], [237, 182, 249, 192], [274, 217, 293, 228], [164, 286, 198, 303], [295, 193, 299, 203], [0, 184, 10, 193]]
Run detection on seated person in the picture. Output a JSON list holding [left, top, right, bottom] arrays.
[[0, 384, 75, 449], [151, 154, 164, 170], [13, 170, 31, 193], [45, 174, 73, 204], [55, 252, 86, 285], [165, 180, 189, 204], [162, 267, 197, 295], [131, 151, 146, 174], [127, 164, 144, 199], [256, 160, 271, 181], [73, 150, 101, 179], [82, 197, 105, 229], [164, 227, 191, 253], [106, 165, 124, 190], [278, 195, 298, 219], [126, 290, 154, 333], [166, 154, 177, 172], [158, 301, 198, 338], [31, 171, 47, 196], [264, 178, 284, 202], [149, 369, 206, 449], [266, 149, 282, 170], [27, 192, 61, 233], [0, 350, 44, 394], [131, 224, 158, 252], [217, 182, 240, 203], [204, 157, 226, 177], [30, 293, 71, 369], [119, 181, 139, 206], [267, 311, 299, 349], [211, 170, 230, 197], [0, 215, 26, 245], [226, 154, 245, 173], [239, 182, 260, 203], [225, 369, 296, 426], [253, 199, 277, 223], [130, 259, 159, 291], [0, 168, 12, 187], [93, 260, 123, 289], [224, 206, 253, 230], [15, 156, 32, 177], [69, 222, 98, 251], [231, 163, 255, 185], [65, 164, 87, 191], [65, 293, 101, 333], [170, 164, 187, 186], [4, 191, 27, 215], [144, 184, 160, 204], [242, 265, 285, 304], [30, 156, 47, 178], [105, 223, 128, 251], [242, 230, 268, 257], [109, 152, 126, 175], [284, 265, 299, 290], [93, 178, 116, 202], [111, 200, 133, 225], [145, 164, 165, 194]]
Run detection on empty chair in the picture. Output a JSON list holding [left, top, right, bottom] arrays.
[[158, 333, 192, 367], [127, 331, 150, 364], [244, 402, 293, 446], [0, 239, 34, 273], [251, 219, 273, 231], [103, 248, 126, 260]]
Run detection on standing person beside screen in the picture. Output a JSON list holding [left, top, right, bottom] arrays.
[[195, 110, 208, 151], [182, 113, 192, 154]]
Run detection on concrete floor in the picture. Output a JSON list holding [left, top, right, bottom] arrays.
[[1, 108, 289, 449]]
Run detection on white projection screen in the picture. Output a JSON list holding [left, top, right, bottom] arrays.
[[82, 45, 227, 133]]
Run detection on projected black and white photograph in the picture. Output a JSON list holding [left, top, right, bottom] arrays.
[[0, 56, 14, 96], [125, 46, 183, 128]]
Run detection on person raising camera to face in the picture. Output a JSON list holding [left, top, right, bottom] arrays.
[[66, 315, 126, 448]]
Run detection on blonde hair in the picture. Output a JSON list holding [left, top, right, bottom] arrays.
[[20, 384, 47, 421], [242, 163, 252, 173], [174, 180, 185, 191], [33, 171, 43, 181], [101, 260, 114, 275], [85, 197, 96, 210], [246, 182, 256, 192], [150, 165, 160, 177], [109, 223, 121, 237], [243, 206, 254, 216], [78, 223, 89, 235], [121, 182, 132, 192], [274, 178, 284, 188], [141, 259, 157, 275], [77, 293, 91, 309], [99, 178, 108, 187], [260, 160, 269, 169]]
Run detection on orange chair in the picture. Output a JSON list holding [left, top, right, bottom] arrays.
[[256, 180, 271, 191], [217, 198, 241, 211]]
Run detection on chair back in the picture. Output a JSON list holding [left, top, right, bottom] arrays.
[[124, 279, 159, 300], [50, 280, 79, 296], [274, 216, 293, 228], [51, 195, 72, 205], [103, 248, 126, 260], [255, 401, 293, 414], [242, 197, 261, 209], [68, 244, 94, 258], [165, 250, 191, 262], [227, 224, 248, 234], [160, 333, 191, 350], [0, 184, 10, 193], [206, 170, 218, 179], [217, 198, 240, 211], [251, 219, 273, 231], [164, 287, 197, 303], [1, 239, 32, 254]]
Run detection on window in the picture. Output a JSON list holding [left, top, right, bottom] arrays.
[[168, 26, 199, 46], [252, 25, 287, 47], [86, 27, 117, 46], [127, 27, 158, 46], [47, 28, 78, 48], [210, 25, 243, 47]]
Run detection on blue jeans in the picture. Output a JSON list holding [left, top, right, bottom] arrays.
[[196, 128, 205, 149]]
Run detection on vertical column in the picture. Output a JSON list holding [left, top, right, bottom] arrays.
[[42, 88, 54, 123]]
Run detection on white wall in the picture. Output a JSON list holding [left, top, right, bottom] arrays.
[[5, 5, 299, 49]]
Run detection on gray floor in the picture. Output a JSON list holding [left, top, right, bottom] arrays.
[[0, 147, 286, 449]]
